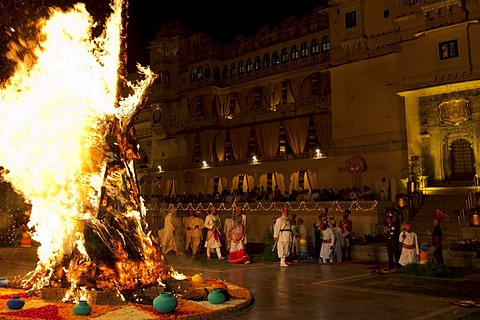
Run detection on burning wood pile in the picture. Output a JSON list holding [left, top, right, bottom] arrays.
[[0, 0, 180, 304]]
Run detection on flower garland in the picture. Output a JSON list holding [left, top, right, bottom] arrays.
[[0, 276, 253, 320], [154, 200, 378, 214]]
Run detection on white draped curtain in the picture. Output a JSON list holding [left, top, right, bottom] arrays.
[[259, 172, 286, 194], [186, 133, 197, 163], [215, 131, 227, 161], [283, 117, 310, 154], [256, 122, 280, 157], [208, 176, 227, 193], [305, 170, 318, 191], [230, 127, 250, 159], [289, 170, 316, 192], [313, 113, 333, 150], [231, 174, 254, 192], [199, 130, 217, 162], [164, 179, 177, 197]]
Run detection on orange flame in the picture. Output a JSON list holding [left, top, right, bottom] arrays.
[[0, 0, 169, 301]]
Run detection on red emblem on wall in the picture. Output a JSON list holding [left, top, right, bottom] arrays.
[[345, 155, 366, 173]]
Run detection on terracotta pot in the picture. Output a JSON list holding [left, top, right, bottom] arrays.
[[20, 232, 31, 247]]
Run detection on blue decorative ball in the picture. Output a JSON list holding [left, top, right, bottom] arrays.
[[7, 296, 25, 310], [299, 251, 309, 260], [420, 243, 430, 251]]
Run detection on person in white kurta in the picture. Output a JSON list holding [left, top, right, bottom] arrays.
[[319, 222, 335, 263], [188, 210, 204, 255], [161, 206, 181, 255], [204, 207, 225, 260], [330, 220, 343, 262], [223, 211, 234, 253], [173, 214, 184, 252], [183, 209, 194, 253], [273, 208, 293, 267], [399, 223, 419, 266]]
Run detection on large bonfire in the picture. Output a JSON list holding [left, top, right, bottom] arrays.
[[0, 0, 173, 302]]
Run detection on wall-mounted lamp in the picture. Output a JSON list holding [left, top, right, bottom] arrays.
[[157, 165, 163, 173], [314, 149, 324, 159], [202, 160, 209, 168]]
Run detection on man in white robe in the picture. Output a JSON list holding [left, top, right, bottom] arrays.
[[399, 222, 419, 266], [319, 222, 335, 263], [204, 207, 225, 260], [188, 210, 204, 255], [273, 208, 293, 267], [161, 206, 181, 255]]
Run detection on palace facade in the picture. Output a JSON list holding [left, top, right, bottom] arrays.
[[132, 0, 480, 200]]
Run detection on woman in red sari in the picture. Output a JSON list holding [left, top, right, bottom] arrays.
[[228, 213, 251, 264]]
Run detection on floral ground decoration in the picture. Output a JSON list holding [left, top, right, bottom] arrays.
[[0, 276, 253, 319]]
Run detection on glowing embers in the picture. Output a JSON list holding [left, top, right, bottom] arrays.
[[0, 0, 165, 303]]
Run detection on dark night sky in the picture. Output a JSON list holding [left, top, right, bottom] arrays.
[[126, 1, 324, 71], [0, 0, 325, 76]]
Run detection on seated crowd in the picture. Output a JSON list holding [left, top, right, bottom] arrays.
[[144, 185, 376, 208]]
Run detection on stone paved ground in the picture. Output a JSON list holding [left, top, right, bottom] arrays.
[[3, 247, 480, 319]]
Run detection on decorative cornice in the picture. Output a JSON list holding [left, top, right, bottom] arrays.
[[339, 36, 367, 52], [421, 0, 463, 15]]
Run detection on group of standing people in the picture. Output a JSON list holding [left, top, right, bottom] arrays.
[[160, 204, 446, 269], [312, 208, 352, 264], [383, 207, 444, 271], [159, 205, 250, 264], [273, 207, 353, 267]]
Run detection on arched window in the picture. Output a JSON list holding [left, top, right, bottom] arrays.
[[263, 53, 270, 68], [197, 66, 203, 80], [254, 56, 261, 71], [246, 58, 253, 73], [205, 64, 211, 78], [190, 68, 197, 82], [238, 60, 245, 75], [230, 63, 236, 77], [222, 65, 229, 79], [281, 48, 289, 64], [300, 42, 309, 58], [321, 35, 330, 53], [291, 45, 299, 61], [272, 50, 280, 65], [311, 39, 320, 55], [153, 71, 163, 85], [213, 66, 220, 79], [165, 71, 170, 84]]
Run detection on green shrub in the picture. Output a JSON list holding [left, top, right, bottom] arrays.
[[397, 261, 464, 278], [256, 229, 278, 262]]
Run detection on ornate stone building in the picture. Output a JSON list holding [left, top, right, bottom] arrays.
[[132, 0, 480, 200]]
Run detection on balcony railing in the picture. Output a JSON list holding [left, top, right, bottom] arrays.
[[166, 95, 331, 134]]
